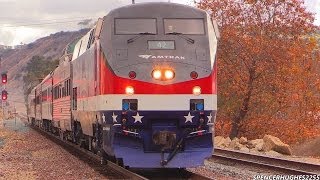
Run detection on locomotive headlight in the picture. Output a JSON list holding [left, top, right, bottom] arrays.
[[152, 70, 162, 80], [164, 70, 174, 80], [125, 86, 134, 95], [193, 86, 201, 96]]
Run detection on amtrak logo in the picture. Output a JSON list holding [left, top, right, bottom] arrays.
[[139, 55, 153, 59], [139, 55, 185, 60]]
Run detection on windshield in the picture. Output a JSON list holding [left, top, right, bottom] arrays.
[[115, 18, 157, 34], [164, 19, 205, 35]]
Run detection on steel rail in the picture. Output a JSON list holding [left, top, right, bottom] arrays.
[[213, 148, 320, 175], [31, 125, 148, 180]]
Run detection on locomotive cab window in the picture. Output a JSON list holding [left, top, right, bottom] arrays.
[[115, 18, 157, 35], [164, 19, 205, 35]]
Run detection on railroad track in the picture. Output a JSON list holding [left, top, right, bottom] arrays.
[[29, 123, 211, 179], [213, 148, 320, 175], [31, 125, 147, 180], [134, 168, 213, 180]]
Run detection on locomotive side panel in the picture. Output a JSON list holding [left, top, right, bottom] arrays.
[[72, 43, 97, 136]]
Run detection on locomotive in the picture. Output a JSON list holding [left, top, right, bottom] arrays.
[[27, 2, 219, 168]]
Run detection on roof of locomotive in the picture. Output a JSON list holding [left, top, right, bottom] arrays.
[[105, 2, 207, 18]]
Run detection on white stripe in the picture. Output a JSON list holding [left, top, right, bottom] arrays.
[[123, 130, 139, 135], [190, 130, 206, 135], [78, 94, 217, 111]]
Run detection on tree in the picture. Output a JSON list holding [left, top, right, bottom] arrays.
[[23, 56, 58, 102], [197, 0, 319, 139]]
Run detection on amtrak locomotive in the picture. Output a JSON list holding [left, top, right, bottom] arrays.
[[27, 2, 219, 168]]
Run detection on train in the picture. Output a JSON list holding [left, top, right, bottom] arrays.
[[27, 2, 219, 168]]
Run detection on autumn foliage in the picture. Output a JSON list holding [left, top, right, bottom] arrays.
[[197, 0, 320, 143]]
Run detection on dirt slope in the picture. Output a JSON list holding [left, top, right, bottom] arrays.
[[0, 29, 88, 115]]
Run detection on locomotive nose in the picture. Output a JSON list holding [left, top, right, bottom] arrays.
[[152, 130, 177, 150]]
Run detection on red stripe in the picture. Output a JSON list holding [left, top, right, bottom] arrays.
[[100, 53, 217, 95]]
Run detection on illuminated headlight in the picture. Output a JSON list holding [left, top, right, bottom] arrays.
[[164, 70, 175, 80], [152, 70, 162, 80], [193, 86, 201, 96], [125, 86, 134, 95]]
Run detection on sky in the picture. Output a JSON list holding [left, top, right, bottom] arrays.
[[0, 0, 319, 46]]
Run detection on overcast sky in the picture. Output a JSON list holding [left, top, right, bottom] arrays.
[[0, 0, 319, 46]]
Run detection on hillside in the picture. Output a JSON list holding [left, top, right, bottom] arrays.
[[0, 29, 88, 115]]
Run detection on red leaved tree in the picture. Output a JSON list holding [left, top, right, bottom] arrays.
[[197, 0, 320, 141]]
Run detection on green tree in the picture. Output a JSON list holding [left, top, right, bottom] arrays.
[[23, 56, 58, 102]]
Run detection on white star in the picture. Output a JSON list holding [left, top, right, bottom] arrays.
[[207, 113, 213, 124], [102, 113, 106, 123], [112, 112, 118, 123], [133, 112, 143, 123], [184, 112, 194, 123]]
